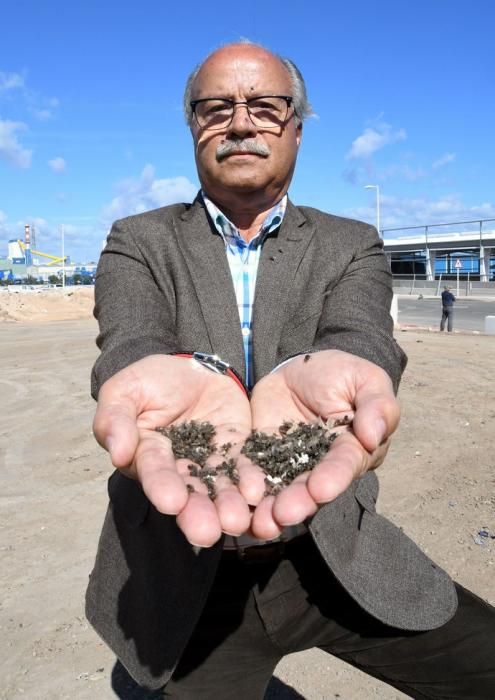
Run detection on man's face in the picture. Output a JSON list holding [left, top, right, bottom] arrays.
[[189, 45, 302, 208]]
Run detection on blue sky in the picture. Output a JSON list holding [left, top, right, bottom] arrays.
[[1, 0, 494, 262]]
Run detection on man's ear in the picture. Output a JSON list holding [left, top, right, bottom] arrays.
[[296, 123, 303, 148]]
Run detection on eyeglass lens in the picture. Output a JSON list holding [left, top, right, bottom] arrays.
[[194, 97, 289, 129]]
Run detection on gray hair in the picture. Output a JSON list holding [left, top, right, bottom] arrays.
[[183, 41, 312, 127]]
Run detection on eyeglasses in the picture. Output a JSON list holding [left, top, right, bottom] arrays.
[[190, 95, 294, 130]]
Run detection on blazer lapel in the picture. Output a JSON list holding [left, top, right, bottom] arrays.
[[252, 200, 316, 379], [173, 197, 246, 376]]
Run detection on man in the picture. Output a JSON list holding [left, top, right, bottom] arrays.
[[87, 43, 495, 698], [440, 285, 456, 332]]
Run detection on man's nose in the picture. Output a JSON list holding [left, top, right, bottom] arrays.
[[227, 103, 257, 137]]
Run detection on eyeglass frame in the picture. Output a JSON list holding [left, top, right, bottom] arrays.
[[189, 95, 295, 130]]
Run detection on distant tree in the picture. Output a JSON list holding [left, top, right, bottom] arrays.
[[48, 275, 59, 285], [25, 275, 40, 285], [72, 273, 83, 285]]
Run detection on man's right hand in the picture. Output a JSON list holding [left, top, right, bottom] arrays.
[[92, 354, 252, 548]]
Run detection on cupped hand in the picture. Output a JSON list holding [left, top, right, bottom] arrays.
[[246, 350, 400, 539], [92, 354, 253, 547]]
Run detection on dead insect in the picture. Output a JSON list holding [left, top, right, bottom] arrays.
[[219, 442, 233, 456], [156, 420, 216, 466], [187, 464, 201, 477], [157, 416, 353, 499], [216, 458, 240, 485], [242, 419, 351, 495]]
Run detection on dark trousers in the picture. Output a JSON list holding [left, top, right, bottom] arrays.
[[163, 534, 495, 699], [440, 306, 454, 332]]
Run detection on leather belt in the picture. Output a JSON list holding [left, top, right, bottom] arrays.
[[221, 533, 309, 564], [223, 523, 308, 552]]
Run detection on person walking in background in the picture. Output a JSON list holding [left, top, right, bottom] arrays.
[[440, 286, 456, 332]]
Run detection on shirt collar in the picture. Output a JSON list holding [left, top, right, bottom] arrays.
[[202, 191, 287, 246]]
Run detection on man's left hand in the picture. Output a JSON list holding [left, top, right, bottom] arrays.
[[243, 350, 400, 540]]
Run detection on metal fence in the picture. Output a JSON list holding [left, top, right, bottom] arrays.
[[392, 276, 495, 297]]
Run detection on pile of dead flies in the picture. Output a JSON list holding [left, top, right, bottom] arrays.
[[156, 416, 351, 499]]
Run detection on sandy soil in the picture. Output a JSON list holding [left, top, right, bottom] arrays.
[[0, 287, 94, 323], [1, 292, 494, 699]]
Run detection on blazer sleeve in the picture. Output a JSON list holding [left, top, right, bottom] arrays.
[[91, 217, 179, 399], [310, 224, 407, 393]]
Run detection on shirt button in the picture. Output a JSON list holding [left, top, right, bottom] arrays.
[[242, 327, 251, 337]]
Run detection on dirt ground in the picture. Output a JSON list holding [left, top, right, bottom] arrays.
[[1, 290, 494, 699], [0, 286, 94, 323]]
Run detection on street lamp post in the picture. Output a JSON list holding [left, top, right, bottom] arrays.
[[424, 225, 432, 281], [61, 225, 65, 288], [364, 184, 380, 235]]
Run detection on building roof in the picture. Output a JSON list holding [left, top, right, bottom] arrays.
[[383, 230, 495, 253]]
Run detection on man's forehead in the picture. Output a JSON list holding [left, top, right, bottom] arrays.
[[191, 46, 290, 95]]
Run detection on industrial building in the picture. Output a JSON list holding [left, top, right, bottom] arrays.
[[0, 225, 97, 284]]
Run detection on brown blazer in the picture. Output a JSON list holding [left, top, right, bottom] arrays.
[[86, 196, 457, 689]]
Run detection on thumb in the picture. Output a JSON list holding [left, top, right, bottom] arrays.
[[352, 383, 400, 452], [93, 394, 139, 469]]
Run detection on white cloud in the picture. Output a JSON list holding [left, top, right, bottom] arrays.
[[379, 164, 426, 182], [48, 156, 66, 173], [345, 193, 495, 232], [0, 212, 23, 253], [432, 152, 456, 169], [33, 108, 53, 121], [0, 71, 24, 92], [346, 123, 407, 160], [343, 162, 425, 186], [29, 98, 59, 121], [0, 118, 32, 168], [101, 164, 198, 224], [26, 216, 50, 232], [0, 213, 12, 254], [0, 158, 220, 260], [0, 70, 59, 121]]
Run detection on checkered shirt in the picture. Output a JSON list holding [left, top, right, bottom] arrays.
[[202, 192, 287, 389]]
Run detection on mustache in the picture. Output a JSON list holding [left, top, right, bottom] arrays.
[[216, 139, 271, 161]]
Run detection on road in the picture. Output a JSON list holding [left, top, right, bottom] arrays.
[[397, 297, 495, 332]]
